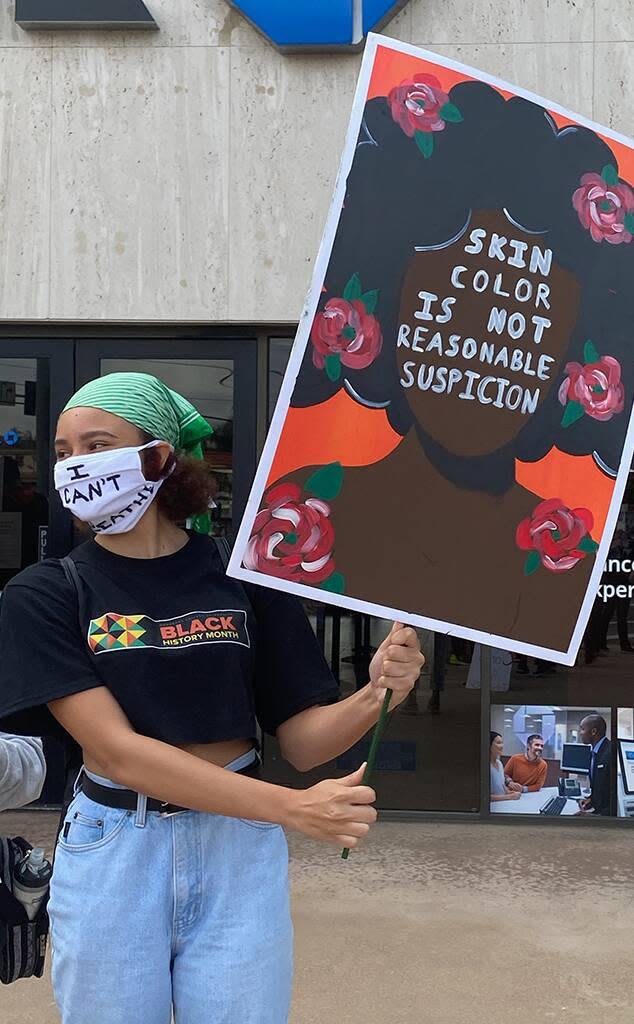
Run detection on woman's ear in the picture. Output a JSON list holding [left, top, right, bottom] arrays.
[[141, 443, 175, 482]]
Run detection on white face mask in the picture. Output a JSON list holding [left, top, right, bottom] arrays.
[[54, 441, 172, 535]]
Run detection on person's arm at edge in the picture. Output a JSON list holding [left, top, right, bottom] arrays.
[[0, 733, 46, 811]]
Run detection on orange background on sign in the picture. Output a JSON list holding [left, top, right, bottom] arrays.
[[268, 45, 633, 540]]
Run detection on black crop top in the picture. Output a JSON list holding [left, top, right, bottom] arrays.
[[0, 533, 339, 745]]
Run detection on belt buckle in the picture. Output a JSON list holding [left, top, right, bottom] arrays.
[[159, 802, 185, 818]]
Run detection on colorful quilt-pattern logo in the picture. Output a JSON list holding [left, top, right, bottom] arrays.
[[88, 614, 147, 653]]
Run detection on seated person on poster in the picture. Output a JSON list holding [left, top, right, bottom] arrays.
[[490, 732, 521, 802], [504, 734, 547, 793], [577, 715, 612, 816]]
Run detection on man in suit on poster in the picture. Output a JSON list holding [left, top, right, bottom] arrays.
[[578, 715, 612, 816]]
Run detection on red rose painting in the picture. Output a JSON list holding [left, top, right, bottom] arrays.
[[559, 341, 625, 426], [311, 273, 382, 381], [573, 165, 634, 244], [387, 74, 463, 157], [516, 499, 597, 575], [244, 482, 335, 585]]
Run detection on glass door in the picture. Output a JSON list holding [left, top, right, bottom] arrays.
[[0, 341, 74, 807], [76, 339, 258, 535], [0, 342, 74, 580]]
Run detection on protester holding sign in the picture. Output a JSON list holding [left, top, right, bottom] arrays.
[[0, 372, 423, 1024]]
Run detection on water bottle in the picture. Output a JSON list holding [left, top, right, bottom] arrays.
[[13, 847, 52, 921]]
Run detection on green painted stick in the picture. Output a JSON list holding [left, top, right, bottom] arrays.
[[341, 687, 392, 860]]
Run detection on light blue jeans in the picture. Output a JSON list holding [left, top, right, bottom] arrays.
[[48, 755, 293, 1024]]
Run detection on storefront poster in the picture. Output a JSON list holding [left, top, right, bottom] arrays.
[[0, 512, 21, 570], [491, 705, 612, 817], [228, 34, 634, 665]]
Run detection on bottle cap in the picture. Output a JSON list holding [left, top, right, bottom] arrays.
[[28, 848, 46, 869]]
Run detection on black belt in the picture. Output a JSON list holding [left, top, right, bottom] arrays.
[[80, 759, 261, 817]]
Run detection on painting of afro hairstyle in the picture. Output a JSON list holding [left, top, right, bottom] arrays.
[[291, 81, 634, 495]]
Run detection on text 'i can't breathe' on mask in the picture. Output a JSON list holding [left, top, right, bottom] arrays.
[[54, 441, 173, 535]]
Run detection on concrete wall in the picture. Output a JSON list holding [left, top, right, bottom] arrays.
[[0, 0, 629, 324]]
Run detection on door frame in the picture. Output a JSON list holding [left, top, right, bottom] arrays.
[[0, 338, 75, 559], [75, 337, 258, 532]]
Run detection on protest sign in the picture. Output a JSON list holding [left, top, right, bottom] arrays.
[[228, 34, 634, 665]]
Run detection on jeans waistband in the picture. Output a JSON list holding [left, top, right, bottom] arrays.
[[80, 747, 259, 793]]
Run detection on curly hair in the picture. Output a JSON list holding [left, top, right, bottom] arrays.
[[291, 81, 634, 493], [141, 438, 217, 523]]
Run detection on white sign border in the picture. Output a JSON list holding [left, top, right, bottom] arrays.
[[228, 32, 634, 667]]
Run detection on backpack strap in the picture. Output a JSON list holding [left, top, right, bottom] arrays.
[[60, 555, 87, 623], [214, 535, 232, 572], [55, 556, 86, 857]]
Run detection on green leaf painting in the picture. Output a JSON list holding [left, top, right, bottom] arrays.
[[305, 462, 344, 501], [524, 550, 541, 576], [414, 131, 434, 158], [578, 535, 599, 553], [320, 572, 346, 595], [601, 164, 619, 186], [360, 289, 379, 314], [325, 353, 341, 382], [343, 273, 362, 303], [625, 212, 634, 234], [583, 340, 600, 364], [561, 400, 585, 428], [439, 102, 463, 123]]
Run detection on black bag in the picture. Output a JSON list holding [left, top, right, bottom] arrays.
[[0, 836, 49, 984]]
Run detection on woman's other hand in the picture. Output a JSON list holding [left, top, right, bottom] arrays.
[[284, 763, 377, 848]]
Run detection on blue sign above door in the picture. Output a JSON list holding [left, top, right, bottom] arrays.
[[228, 1, 408, 51]]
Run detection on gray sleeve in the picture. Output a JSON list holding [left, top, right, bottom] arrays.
[[0, 731, 47, 811]]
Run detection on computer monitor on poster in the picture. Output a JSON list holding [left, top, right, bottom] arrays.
[[560, 743, 592, 774], [618, 739, 634, 795]]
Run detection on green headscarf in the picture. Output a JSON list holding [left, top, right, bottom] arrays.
[[65, 372, 214, 534]]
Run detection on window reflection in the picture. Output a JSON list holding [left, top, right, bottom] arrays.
[[0, 358, 49, 589]]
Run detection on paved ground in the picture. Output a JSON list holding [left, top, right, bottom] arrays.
[[1, 812, 632, 1023]]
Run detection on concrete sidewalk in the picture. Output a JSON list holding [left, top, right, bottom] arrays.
[[1, 813, 632, 1023]]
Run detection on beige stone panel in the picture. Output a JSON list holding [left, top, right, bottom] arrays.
[[594, 43, 634, 139], [379, 2, 412, 42], [51, 46, 230, 321], [411, 0, 593, 44], [49, 0, 228, 48], [418, 42, 594, 119], [595, 0, 634, 42], [1, 3, 51, 45], [228, 49, 361, 323], [0, 49, 51, 319]]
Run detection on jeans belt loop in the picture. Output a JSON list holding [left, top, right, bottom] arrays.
[[158, 802, 187, 818], [134, 793, 148, 828]]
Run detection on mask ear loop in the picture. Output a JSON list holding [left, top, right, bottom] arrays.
[[138, 440, 176, 483]]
